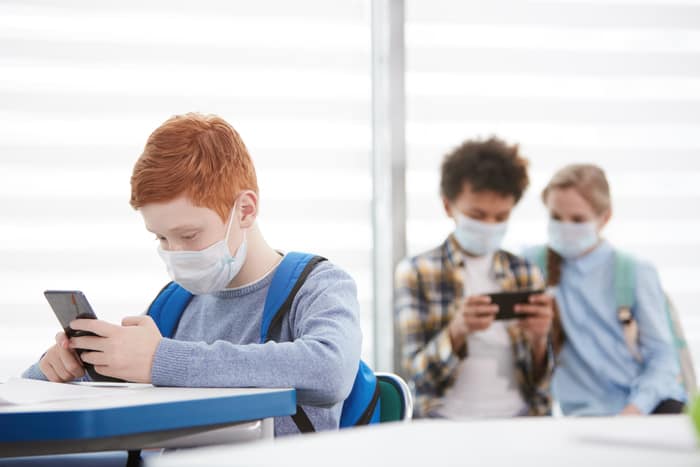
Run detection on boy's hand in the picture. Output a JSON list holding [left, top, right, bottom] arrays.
[[448, 295, 499, 351], [515, 293, 554, 345], [39, 332, 86, 382], [69, 316, 163, 383]]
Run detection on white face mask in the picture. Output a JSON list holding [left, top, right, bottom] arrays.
[[453, 212, 508, 257], [547, 219, 599, 259], [157, 203, 247, 295]]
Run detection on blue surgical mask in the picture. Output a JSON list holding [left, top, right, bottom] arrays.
[[547, 219, 599, 259], [157, 203, 247, 295], [453, 212, 507, 257]]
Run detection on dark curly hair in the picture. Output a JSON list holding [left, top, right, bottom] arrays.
[[439, 137, 529, 203]]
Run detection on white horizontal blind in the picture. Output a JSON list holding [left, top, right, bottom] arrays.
[[0, 0, 373, 380], [405, 0, 700, 381]]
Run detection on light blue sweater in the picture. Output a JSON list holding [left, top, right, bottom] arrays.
[[23, 260, 363, 436]]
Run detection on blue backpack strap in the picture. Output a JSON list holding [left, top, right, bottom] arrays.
[[260, 252, 326, 434], [260, 252, 326, 344], [147, 282, 194, 338]]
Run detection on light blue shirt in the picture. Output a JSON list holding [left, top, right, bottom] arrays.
[[524, 241, 686, 415]]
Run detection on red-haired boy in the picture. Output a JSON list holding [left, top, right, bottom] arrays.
[[23, 113, 362, 435]]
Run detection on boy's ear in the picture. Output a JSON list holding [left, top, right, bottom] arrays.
[[442, 196, 454, 219], [600, 208, 612, 229], [238, 191, 258, 228]]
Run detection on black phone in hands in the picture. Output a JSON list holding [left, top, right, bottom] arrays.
[[487, 289, 545, 321], [43, 290, 125, 383]]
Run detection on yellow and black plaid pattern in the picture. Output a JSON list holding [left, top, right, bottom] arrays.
[[394, 234, 552, 417]]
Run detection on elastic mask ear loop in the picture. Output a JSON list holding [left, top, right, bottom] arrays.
[[224, 201, 238, 245], [224, 199, 247, 257]]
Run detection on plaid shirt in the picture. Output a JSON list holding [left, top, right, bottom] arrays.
[[394, 235, 552, 417]]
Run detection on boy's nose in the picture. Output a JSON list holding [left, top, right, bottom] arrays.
[[164, 241, 185, 252]]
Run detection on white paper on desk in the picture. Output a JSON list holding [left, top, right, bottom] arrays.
[[0, 377, 127, 405], [72, 381, 153, 389]]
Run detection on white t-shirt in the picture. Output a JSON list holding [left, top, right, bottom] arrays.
[[434, 254, 527, 419]]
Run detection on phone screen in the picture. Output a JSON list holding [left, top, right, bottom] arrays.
[[44, 290, 97, 337], [487, 289, 544, 320]]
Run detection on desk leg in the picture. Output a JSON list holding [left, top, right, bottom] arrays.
[[261, 417, 274, 439], [127, 449, 142, 467]]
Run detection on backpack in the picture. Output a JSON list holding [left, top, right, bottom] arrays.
[[531, 246, 697, 396], [147, 252, 381, 432]]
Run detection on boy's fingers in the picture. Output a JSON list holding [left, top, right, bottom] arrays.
[[42, 362, 59, 382], [466, 305, 498, 315], [122, 315, 149, 327], [55, 332, 69, 348], [57, 348, 85, 378], [80, 351, 108, 366], [515, 304, 551, 317], [467, 295, 492, 305], [467, 314, 495, 327], [529, 294, 552, 305], [70, 336, 108, 352], [48, 359, 72, 382], [69, 319, 118, 337]]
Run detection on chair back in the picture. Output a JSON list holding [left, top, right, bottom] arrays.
[[375, 372, 413, 422]]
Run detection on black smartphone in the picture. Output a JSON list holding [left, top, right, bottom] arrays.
[[43, 290, 125, 383], [487, 289, 545, 320]]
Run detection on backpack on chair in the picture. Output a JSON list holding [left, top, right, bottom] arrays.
[[147, 251, 381, 432], [532, 246, 697, 397]]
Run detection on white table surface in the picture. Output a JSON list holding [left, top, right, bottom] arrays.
[[148, 415, 700, 467]]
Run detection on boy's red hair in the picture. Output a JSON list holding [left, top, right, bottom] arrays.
[[130, 113, 259, 221]]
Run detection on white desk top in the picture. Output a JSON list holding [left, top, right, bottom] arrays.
[[148, 415, 700, 467]]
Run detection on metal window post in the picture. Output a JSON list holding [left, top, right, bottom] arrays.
[[371, 0, 406, 372]]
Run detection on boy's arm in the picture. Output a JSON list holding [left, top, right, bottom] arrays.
[[394, 260, 464, 403], [151, 264, 362, 407]]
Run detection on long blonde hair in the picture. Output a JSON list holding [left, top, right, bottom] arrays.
[[541, 163, 611, 216]]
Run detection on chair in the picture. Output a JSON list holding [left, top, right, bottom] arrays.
[[375, 372, 413, 422]]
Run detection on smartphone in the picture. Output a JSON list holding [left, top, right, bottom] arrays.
[[43, 290, 125, 383], [487, 289, 545, 321]]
